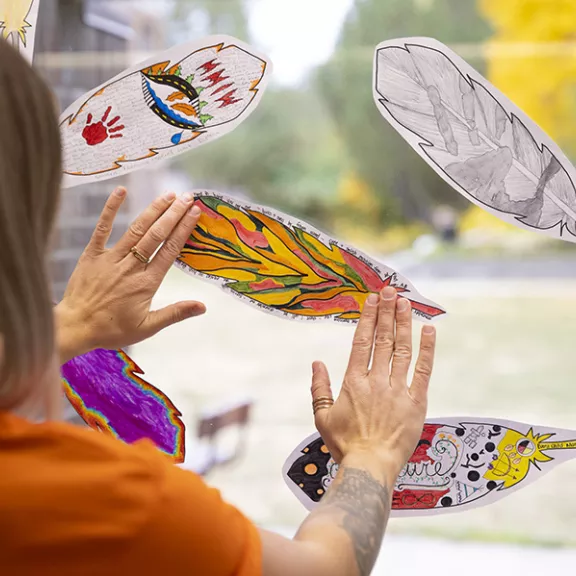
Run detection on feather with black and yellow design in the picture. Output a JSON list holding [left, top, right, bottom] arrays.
[[284, 437, 333, 503], [284, 419, 576, 516]]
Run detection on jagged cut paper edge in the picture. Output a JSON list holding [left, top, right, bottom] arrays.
[[373, 37, 576, 242], [175, 191, 446, 324], [283, 417, 576, 516], [0, 0, 40, 63], [61, 348, 185, 462]]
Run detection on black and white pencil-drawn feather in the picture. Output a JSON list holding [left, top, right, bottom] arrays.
[[373, 37, 576, 241]]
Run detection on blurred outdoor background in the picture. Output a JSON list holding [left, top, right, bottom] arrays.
[[43, 0, 576, 572]]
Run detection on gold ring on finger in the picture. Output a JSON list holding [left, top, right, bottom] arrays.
[[312, 399, 334, 407], [313, 400, 334, 408], [312, 396, 334, 406], [130, 246, 150, 265], [312, 399, 334, 412]]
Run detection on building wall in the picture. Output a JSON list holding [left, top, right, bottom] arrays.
[[35, 0, 129, 299], [33, 0, 166, 424], [35, 0, 166, 299]]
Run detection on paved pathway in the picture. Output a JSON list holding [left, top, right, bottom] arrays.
[[401, 253, 576, 279], [372, 536, 576, 574], [270, 528, 576, 575]]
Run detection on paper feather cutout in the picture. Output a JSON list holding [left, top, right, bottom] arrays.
[[176, 192, 445, 323], [60, 35, 271, 188], [284, 418, 576, 516], [373, 37, 576, 241], [61, 348, 185, 462], [0, 0, 40, 62]]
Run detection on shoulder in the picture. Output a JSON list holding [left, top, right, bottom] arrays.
[[2, 418, 173, 541], [1, 417, 261, 575], [22, 418, 172, 496], [34, 417, 168, 467]]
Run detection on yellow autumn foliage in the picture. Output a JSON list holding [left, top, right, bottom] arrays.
[[332, 171, 378, 240], [333, 171, 430, 252], [337, 171, 379, 214], [459, 204, 518, 234], [458, 1, 576, 241], [479, 0, 576, 152]]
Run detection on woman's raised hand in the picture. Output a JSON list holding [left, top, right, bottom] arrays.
[[311, 286, 437, 485], [55, 187, 205, 363]]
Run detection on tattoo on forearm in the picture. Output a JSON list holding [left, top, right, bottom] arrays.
[[321, 467, 391, 576]]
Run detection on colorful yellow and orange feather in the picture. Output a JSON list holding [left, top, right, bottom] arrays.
[[177, 192, 445, 322]]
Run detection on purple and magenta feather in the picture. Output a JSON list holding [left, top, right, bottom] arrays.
[[61, 348, 185, 462]]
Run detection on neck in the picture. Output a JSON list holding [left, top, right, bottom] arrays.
[[11, 364, 63, 423]]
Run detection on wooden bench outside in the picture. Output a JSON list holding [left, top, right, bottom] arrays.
[[179, 398, 253, 476]]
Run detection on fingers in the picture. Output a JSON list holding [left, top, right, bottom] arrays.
[[345, 293, 379, 377], [311, 361, 333, 430], [140, 300, 207, 339], [370, 286, 398, 378], [128, 193, 195, 263], [148, 203, 202, 276], [113, 191, 177, 257], [410, 325, 437, 405], [86, 187, 127, 254], [390, 297, 412, 386]]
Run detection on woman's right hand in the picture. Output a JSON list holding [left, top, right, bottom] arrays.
[[311, 286, 437, 486], [56, 188, 206, 363]]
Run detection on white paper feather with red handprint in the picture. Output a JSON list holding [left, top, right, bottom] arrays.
[[59, 35, 271, 188], [373, 37, 576, 242]]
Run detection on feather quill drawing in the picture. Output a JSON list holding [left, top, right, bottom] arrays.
[[284, 418, 576, 516], [61, 348, 185, 462], [176, 192, 445, 323], [373, 37, 576, 241]]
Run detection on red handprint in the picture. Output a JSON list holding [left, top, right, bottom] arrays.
[[82, 106, 125, 146]]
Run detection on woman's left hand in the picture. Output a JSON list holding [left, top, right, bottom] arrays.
[[55, 187, 206, 364]]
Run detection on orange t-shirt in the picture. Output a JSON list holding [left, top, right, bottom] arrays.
[[0, 411, 261, 576]]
